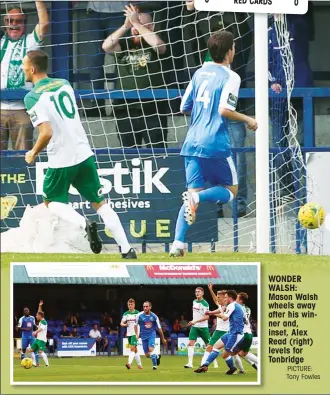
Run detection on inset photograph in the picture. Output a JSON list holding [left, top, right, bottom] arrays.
[[11, 262, 260, 385]]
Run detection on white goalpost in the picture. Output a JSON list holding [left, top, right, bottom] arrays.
[[254, 13, 270, 253]]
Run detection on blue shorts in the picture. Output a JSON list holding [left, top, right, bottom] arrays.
[[184, 156, 238, 189], [221, 333, 244, 353], [141, 336, 156, 354], [22, 336, 35, 350]]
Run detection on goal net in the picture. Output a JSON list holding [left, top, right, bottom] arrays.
[[0, 1, 321, 254]]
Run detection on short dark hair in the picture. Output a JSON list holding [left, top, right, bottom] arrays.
[[207, 30, 234, 63], [128, 298, 135, 303], [37, 311, 44, 318], [26, 50, 48, 73], [143, 301, 152, 308], [238, 292, 249, 304], [226, 290, 238, 300]]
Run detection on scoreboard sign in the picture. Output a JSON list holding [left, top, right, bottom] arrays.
[[194, 0, 308, 14]]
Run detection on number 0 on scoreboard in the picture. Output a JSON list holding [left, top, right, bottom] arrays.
[[194, 0, 308, 15]]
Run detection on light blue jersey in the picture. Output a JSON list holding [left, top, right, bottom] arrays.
[[136, 311, 161, 340], [18, 315, 35, 338], [180, 62, 241, 159], [224, 301, 244, 335]]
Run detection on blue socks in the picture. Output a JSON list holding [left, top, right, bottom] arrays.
[[151, 353, 158, 367], [225, 356, 235, 370], [198, 186, 232, 204], [204, 350, 219, 366], [21, 353, 25, 361], [174, 204, 190, 243], [174, 187, 233, 243]]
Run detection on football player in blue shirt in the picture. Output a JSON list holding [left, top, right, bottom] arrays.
[[18, 306, 40, 366], [194, 290, 245, 375], [170, 30, 258, 257], [135, 301, 167, 370]]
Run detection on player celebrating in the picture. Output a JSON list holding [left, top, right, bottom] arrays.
[[204, 284, 246, 373], [194, 290, 244, 375], [120, 298, 142, 369], [26, 300, 49, 367], [170, 30, 257, 257], [236, 292, 258, 370], [135, 301, 167, 370], [184, 287, 217, 369], [200, 284, 228, 367], [21, 50, 136, 259], [18, 306, 40, 367]]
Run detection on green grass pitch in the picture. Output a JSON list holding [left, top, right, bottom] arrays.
[[14, 355, 258, 383], [2, 251, 330, 266]]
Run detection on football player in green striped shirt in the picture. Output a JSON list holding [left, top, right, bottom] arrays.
[[21, 50, 136, 259], [120, 298, 142, 369], [26, 300, 49, 367], [185, 287, 216, 368]]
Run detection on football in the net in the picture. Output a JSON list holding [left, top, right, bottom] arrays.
[[298, 202, 325, 229], [21, 357, 33, 369]]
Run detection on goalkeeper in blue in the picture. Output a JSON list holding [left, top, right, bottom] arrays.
[[170, 31, 258, 257], [135, 301, 167, 370], [18, 306, 40, 367]]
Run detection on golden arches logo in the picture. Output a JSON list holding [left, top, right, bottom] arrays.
[[0, 196, 18, 220], [207, 265, 215, 270], [146, 265, 154, 270]]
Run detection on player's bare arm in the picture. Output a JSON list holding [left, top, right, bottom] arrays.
[[120, 319, 128, 327], [208, 282, 219, 306], [134, 322, 139, 338], [205, 308, 222, 316], [188, 315, 209, 326], [35, 1, 49, 41], [37, 300, 43, 313], [25, 122, 52, 164], [32, 327, 42, 337], [157, 328, 167, 345], [219, 108, 258, 131]]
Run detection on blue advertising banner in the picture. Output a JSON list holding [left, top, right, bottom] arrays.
[[57, 338, 97, 357], [0, 152, 218, 243]]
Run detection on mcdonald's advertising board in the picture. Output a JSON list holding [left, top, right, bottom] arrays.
[[145, 264, 220, 278]]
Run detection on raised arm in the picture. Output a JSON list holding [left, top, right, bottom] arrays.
[[37, 300, 43, 313], [102, 22, 130, 53], [35, 1, 49, 41], [125, 5, 166, 55], [208, 282, 219, 307]]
